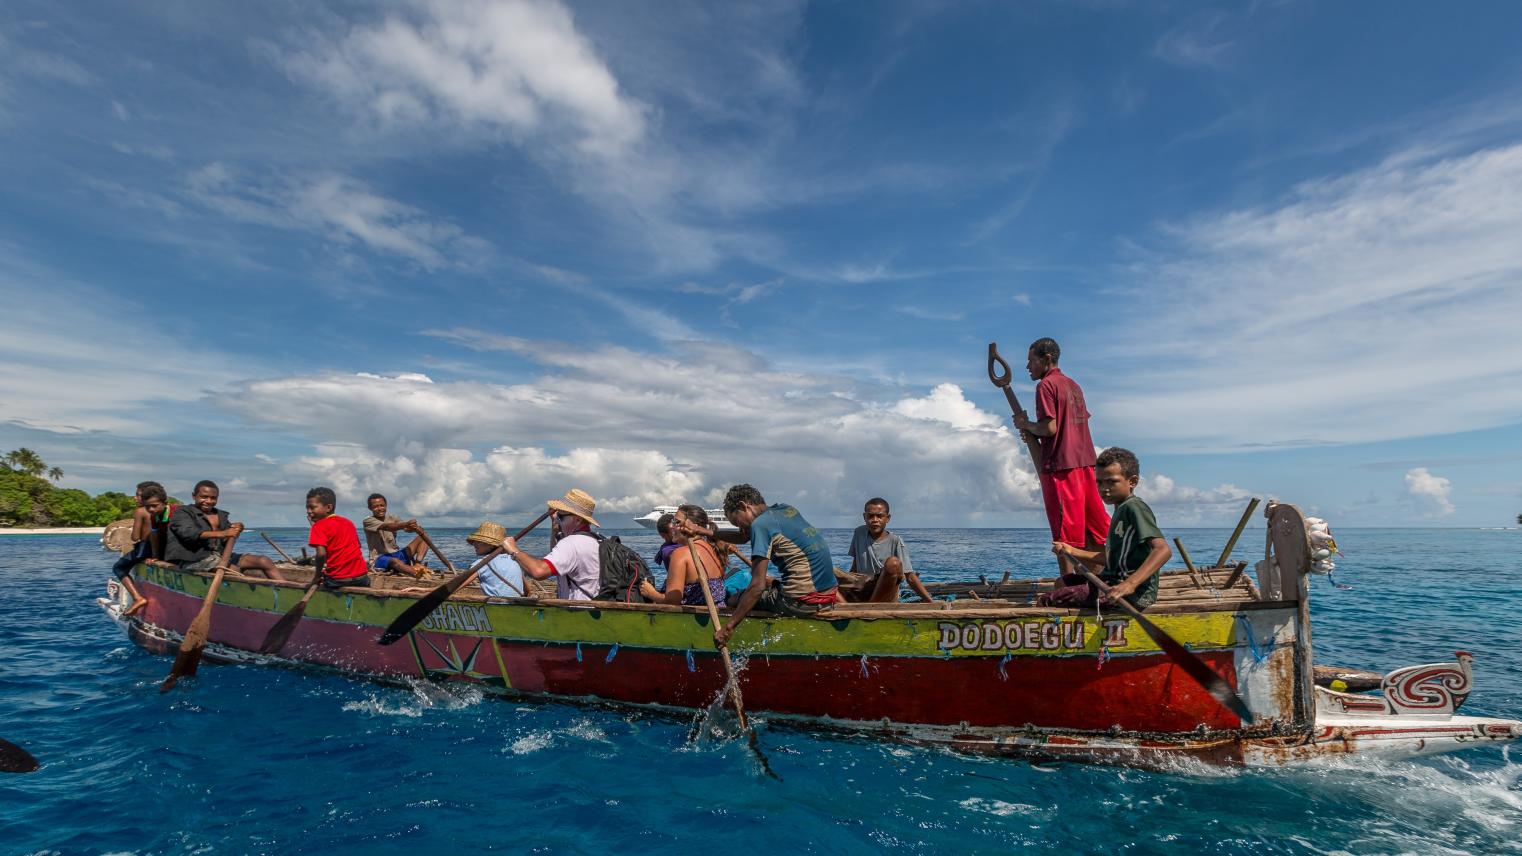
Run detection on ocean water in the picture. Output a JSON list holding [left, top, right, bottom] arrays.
[[2, 526, 1520, 855]]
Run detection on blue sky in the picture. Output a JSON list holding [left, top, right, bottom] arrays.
[[2, 1, 1520, 527]]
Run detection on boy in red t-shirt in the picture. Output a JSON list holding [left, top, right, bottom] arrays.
[[305, 487, 370, 589], [1013, 337, 1111, 574]]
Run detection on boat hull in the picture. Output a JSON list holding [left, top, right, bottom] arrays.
[[101, 567, 1521, 768]]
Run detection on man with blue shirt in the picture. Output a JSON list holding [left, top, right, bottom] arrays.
[[700, 484, 837, 647], [464, 521, 525, 598]]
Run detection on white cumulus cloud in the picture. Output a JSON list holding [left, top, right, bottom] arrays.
[[1404, 467, 1455, 516]]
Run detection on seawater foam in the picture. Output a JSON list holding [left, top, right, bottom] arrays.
[[340, 678, 484, 718]]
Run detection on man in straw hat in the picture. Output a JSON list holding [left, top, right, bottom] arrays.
[[466, 521, 526, 598], [500, 488, 602, 602]]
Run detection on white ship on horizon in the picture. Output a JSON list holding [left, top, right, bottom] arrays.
[[632, 506, 738, 533]]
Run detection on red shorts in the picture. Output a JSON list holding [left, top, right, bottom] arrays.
[[1039, 466, 1110, 548]]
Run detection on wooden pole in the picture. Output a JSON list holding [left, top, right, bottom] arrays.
[[412, 525, 456, 574], [1173, 537, 1207, 588], [259, 531, 296, 564], [1215, 498, 1262, 569]]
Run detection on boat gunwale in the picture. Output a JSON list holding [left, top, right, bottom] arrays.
[[148, 563, 1288, 622]]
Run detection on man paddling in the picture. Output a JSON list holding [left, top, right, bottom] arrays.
[[362, 494, 433, 579], [701, 485, 837, 647], [499, 489, 603, 601], [165, 480, 285, 581], [1011, 337, 1110, 574]]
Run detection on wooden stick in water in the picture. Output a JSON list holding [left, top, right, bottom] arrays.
[[691, 545, 778, 779]]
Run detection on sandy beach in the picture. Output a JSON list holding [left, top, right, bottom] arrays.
[[0, 527, 105, 536]]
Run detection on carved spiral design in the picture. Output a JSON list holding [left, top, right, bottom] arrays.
[[1384, 665, 1471, 711]]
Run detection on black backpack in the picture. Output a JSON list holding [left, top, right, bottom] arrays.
[[591, 533, 657, 603]]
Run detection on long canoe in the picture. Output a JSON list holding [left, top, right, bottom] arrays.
[[96, 503, 1520, 767]]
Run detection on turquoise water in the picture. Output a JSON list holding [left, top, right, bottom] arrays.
[[2, 527, 1519, 854]]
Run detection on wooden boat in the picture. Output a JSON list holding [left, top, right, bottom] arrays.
[[96, 502, 1520, 767]]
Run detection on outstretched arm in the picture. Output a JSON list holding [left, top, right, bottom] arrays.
[[715, 556, 768, 646], [501, 536, 555, 580]]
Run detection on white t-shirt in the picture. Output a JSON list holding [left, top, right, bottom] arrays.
[[543, 532, 601, 601], [478, 554, 526, 598]]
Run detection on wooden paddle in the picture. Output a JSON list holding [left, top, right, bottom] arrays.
[[378, 511, 549, 645], [987, 342, 1044, 470], [258, 580, 321, 655], [259, 531, 296, 564], [690, 544, 778, 780], [1079, 569, 1254, 723], [160, 531, 241, 692], [0, 737, 39, 773], [411, 524, 455, 574]]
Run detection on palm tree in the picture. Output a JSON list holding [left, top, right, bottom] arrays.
[[46, 467, 63, 482], [2, 448, 47, 478]]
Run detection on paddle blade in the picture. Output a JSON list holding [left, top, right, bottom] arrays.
[[1132, 612, 1255, 724], [258, 603, 308, 655], [0, 738, 39, 773], [378, 572, 474, 645]]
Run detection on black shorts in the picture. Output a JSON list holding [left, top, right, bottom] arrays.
[[320, 574, 371, 590]]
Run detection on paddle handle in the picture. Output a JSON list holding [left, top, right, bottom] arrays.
[[260, 531, 296, 564], [1215, 498, 1261, 569], [160, 532, 241, 691], [412, 525, 455, 573], [988, 342, 1044, 470]]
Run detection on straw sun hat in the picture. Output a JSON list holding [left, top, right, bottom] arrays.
[[546, 488, 600, 527], [466, 521, 506, 547]]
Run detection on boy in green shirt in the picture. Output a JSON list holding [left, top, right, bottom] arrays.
[[1039, 447, 1172, 610]]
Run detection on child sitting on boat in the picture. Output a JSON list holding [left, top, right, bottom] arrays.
[[111, 481, 167, 617], [1039, 447, 1172, 610], [305, 487, 370, 589], [837, 497, 934, 603], [651, 512, 678, 569]]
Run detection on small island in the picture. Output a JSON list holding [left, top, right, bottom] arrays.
[[0, 448, 135, 535]]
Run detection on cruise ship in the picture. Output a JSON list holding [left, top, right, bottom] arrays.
[[632, 506, 738, 533]]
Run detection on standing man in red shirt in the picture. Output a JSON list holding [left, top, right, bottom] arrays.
[[305, 487, 371, 589], [1013, 338, 1110, 574]]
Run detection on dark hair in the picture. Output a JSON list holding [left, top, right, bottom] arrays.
[[307, 486, 337, 507], [864, 497, 890, 514], [136, 480, 163, 494], [676, 504, 711, 531], [367, 493, 386, 505], [723, 484, 766, 518], [193, 479, 218, 495], [656, 512, 675, 536], [140, 484, 168, 503], [1096, 447, 1140, 479], [1029, 337, 1060, 363]]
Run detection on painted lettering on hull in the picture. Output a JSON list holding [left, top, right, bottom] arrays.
[[937, 620, 1091, 653], [419, 603, 493, 634]]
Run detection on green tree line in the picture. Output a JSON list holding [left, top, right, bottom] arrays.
[[0, 448, 138, 527]]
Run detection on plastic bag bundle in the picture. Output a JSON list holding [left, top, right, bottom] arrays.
[[1304, 516, 1339, 575]]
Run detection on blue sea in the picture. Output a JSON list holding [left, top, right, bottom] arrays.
[[2, 527, 1519, 855]]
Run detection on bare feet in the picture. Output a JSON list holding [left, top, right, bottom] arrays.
[[124, 598, 149, 617]]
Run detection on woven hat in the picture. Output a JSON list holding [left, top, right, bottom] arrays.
[[546, 488, 600, 527], [466, 520, 506, 547]]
